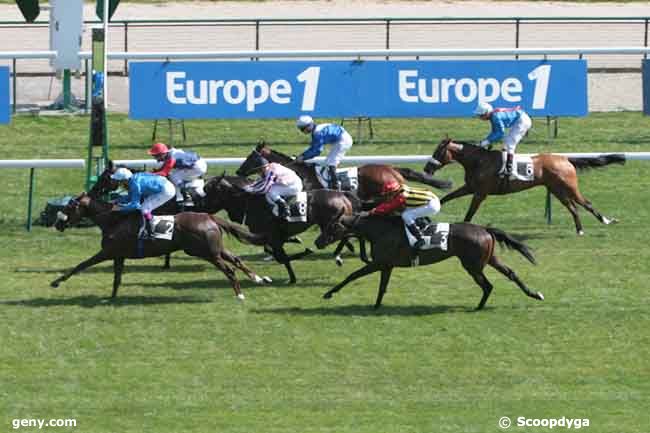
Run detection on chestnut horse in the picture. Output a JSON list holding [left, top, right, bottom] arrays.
[[424, 138, 625, 235], [51, 193, 271, 300], [236, 142, 452, 203], [324, 214, 544, 310]]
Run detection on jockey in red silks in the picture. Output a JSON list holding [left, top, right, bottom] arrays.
[[148, 142, 208, 202], [474, 101, 532, 177]]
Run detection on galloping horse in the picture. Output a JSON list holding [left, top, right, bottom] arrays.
[[51, 193, 271, 300], [203, 175, 359, 284], [424, 138, 625, 235], [236, 141, 452, 202], [325, 214, 544, 310]]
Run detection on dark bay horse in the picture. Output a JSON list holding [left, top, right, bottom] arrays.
[[424, 138, 625, 235], [51, 193, 271, 300], [203, 175, 359, 284], [236, 142, 452, 202], [325, 214, 544, 310]]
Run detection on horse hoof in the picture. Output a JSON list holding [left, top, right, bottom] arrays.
[[323, 292, 332, 299], [335, 256, 343, 267], [263, 255, 274, 262], [262, 276, 273, 284], [237, 293, 246, 301], [537, 292, 545, 301], [607, 217, 619, 225], [305, 248, 314, 254], [254, 275, 264, 284], [50, 281, 59, 288], [577, 230, 585, 236]]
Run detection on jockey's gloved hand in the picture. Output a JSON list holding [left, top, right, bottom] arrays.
[[357, 211, 371, 218], [479, 139, 490, 148], [294, 155, 304, 162]]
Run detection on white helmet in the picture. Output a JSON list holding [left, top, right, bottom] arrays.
[[296, 115, 314, 129], [473, 101, 493, 116], [110, 167, 133, 181]]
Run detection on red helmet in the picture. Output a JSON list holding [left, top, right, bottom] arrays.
[[148, 142, 169, 156], [381, 181, 401, 194]]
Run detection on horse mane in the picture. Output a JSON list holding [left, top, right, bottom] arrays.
[[266, 147, 294, 163]]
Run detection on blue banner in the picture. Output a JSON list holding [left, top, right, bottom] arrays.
[[129, 60, 587, 120], [642, 60, 650, 116], [0, 67, 9, 124]]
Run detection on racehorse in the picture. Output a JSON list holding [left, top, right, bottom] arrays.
[[236, 141, 452, 203], [424, 138, 625, 235], [324, 214, 544, 310], [51, 192, 271, 300], [203, 174, 360, 284]]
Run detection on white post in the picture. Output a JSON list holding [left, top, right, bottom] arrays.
[[102, 0, 109, 109]]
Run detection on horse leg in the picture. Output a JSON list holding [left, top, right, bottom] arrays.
[[323, 262, 382, 299], [459, 258, 493, 310], [285, 248, 314, 261], [374, 267, 393, 309], [220, 249, 272, 284], [395, 167, 452, 190], [50, 250, 111, 288], [464, 194, 487, 222], [112, 258, 125, 299], [270, 245, 298, 284], [163, 253, 171, 270], [209, 256, 244, 300], [571, 190, 618, 226], [440, 184, 472, 205], [359, 238, 371, 264], [488, 256, 544, 301], [549, 187, 584, 235]]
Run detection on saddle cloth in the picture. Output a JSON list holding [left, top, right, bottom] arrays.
[[505, 155, 534, 181], [316, 166, 359, 191], [404, 219, 450, 251], [271, 191, 308, 223], [151, 215, 175, 240]]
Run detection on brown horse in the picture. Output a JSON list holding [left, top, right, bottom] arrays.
[[51, 193, 271, 300], [236, 141, 452, 202], [424, 138, 625, 235], [324, 214, 544, 310]]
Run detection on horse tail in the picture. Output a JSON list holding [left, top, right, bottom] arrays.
[[485, 227, 536, 265], [209, 215, 267, 246], [568, 154, 626, 171], [394, 167, 453, 190]]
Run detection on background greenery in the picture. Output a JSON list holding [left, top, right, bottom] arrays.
[[1, 113, 649, 432]]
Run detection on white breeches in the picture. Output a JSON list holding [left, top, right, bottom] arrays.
[[168, 159, 208, 185], [265, 179, 303, 205], [401, 197, 441, 225], [324, 131, 354, 167], [141, 180, 176, 214], [503, 112, 532, 153]]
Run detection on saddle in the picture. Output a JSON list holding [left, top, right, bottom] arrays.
[[315, 165, 359, 191], [403, 218, 449, 251], [500, 155, 534, 181], [271, 192, 308, 223], [178, 178, 206, 207]]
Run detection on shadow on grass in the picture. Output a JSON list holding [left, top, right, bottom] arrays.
[[0, 295, 211, 308], [127, 276, 329, 290], [15, 263, 208, 275], [253, 304, 481, 317]]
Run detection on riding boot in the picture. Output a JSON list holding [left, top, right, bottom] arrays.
[[141, 212, 154, 239], [275, 198, 291, 218], [328, 165, 341, 191], [505, 153, 514, 177], [407, 223, 425, 249]]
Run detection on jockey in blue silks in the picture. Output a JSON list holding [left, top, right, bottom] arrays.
[[474, 102, 532, 177], [295, 115, 353, 190], [111, 168, 175, 238]]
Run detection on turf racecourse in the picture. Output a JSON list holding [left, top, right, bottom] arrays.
[[1, 113, 649, 432]]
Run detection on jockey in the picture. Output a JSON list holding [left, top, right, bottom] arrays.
[[474, 101, 532, 177], [110, 167, 176, 238], [148, 142, 208, 203], [364, 181, 441, 249], [242, 152, 304, 218], [295, 115, 353, 190]]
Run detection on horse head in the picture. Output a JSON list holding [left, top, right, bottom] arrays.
[[424, 137, 457, 175], [54, 193, 91, 232]]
